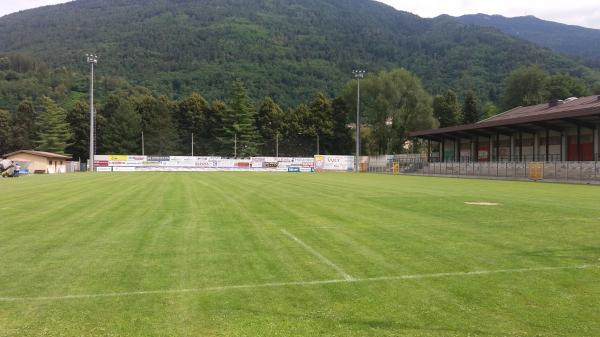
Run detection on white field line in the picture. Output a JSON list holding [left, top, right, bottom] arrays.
[[281, 229, 355, 281], [0, 264, 595, 303]]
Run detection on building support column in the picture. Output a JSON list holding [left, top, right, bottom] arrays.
[[470, 138, 475, 162], [577, 126, 581, 161], [427, 139, 431, 162], [545, 128, 550, 162], [489, 137, 493, 162], [533, 132, 539, 161], [519, 132, 523, 162], [496, 133, 500, 162], [455, 138, 460, 162], [561, 131, 567, 161], [594, 125, 599, 161], [440, 138, 444, 163], [510, 135, 515, 162], [474, 136, 479, 162]]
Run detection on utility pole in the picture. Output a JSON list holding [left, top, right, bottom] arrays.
[[276, 132, 279, 158], [87, 54, 98, 172], [234, 133, 237, 158], [352, 69, 365, 172], [141, 131, 145, 156], [316, 133, 320, 155]]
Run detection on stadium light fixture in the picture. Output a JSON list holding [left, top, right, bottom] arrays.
[[86, 54, 98, 172], [352, 69, 365, 172]]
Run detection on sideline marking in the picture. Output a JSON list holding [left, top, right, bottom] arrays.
[[281, 229, 354, 281], [0, 265, 595, 303]]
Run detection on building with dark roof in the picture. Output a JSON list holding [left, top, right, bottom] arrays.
[[410, 95, 600, 162]]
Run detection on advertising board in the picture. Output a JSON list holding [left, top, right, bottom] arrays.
[[314, 155, 354, 171]]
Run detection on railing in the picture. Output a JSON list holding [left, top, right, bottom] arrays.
[[364, 155, 600, 184]]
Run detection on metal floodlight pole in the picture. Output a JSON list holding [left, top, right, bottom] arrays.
[[191, 132, 194, 157], [86, 53, 98, 172], [141, 131, 145, 156], [353, 69, 365, 172]]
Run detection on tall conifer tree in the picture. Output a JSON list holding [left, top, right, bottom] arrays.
[[35, 96, 72, 154], [219, 80, 260, 157], [462, 91, 479, 124]]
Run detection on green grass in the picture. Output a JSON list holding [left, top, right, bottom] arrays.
[[1, 172, 599, 337]]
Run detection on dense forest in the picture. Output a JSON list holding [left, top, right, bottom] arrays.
[[1, 0, 600, 159], [455, 14, 600, 69], [1, 0, 599, 107]]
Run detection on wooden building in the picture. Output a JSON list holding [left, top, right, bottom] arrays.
[[410, 96, 600, 162]]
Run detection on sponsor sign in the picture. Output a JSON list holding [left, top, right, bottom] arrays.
[[263, 162, 279, 168], [113, 167, 136, 172], [236, 161, 251, 168], [111, 160, 145, 167], [108, 155, 129, 161], [96, 167, 112, 172], [94, 160, 109, 167], [148, 156, 170, 162], [94, 155, 316, 173], [314, 155, 354, 171]]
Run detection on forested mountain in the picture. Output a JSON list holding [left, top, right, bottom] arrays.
[[454, 14, 600, 68], [1, 0, 599, 107]]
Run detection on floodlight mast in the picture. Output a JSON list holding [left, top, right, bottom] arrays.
[[352, 70, 365, 172], [87, 54, 98, 172]]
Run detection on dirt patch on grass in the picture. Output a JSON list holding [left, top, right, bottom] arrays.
[[464, 202, 500, 206]]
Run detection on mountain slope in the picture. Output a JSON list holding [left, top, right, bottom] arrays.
[[455, 14, 600, 68], [0, 0, 598, 106]]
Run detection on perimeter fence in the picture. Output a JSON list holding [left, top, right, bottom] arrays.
[[363, 155, 600, 184]]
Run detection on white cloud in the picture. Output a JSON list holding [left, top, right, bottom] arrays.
[[377, 0, 600, 29]]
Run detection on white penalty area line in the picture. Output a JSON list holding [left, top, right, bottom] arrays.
[[281, 229, 355, 281], [0, 264, 596, 303]]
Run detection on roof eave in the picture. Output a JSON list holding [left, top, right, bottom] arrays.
[[410, 106, 600, 137]]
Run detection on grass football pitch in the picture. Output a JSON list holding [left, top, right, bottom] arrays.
[[1, 172, 599, 336]]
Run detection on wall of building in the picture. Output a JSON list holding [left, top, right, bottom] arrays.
[[6, 153, 67, 174], [432, 125, 598, 162]]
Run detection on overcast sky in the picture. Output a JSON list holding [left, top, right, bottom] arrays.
[[1, 0, 599, 29]]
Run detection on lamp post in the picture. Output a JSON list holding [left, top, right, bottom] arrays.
[[86, 54, 98, 172], [352, 70, 365, 172]]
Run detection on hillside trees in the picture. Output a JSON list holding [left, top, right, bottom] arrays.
[[35, 97, 72, 154], [433, 90, 463, 127], [307, 93, 334, 155], [0, 109, 11, 154], [257, 97, 284, 156], [341, 69, 435, 154], [102, 95, 141, 154], [176, 93, 208, 155], [462, 91, 479, 124], [2, 0, 600, 107], [10, 101, 36, 151], [66, 101, 89, 161], [325, 97, 353, 155], [136, 95, 178, 156], [502, 66, 591, 109], [219, 80, 261, 157]]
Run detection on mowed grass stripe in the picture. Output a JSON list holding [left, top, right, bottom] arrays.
[[1, 172, 600, 336], [0, 264, 594, 302]]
